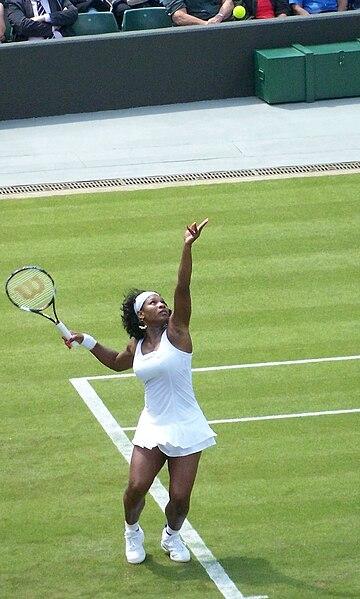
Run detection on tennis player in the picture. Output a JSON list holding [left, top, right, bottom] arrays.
[[66, 219, 216, 564]]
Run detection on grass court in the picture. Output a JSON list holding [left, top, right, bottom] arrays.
[[1, 173, 359, 598]]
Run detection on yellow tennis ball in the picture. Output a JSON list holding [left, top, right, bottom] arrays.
[[233, 4, 246, 18]]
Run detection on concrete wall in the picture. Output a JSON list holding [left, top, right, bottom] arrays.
[[1, 11, 359, 120]]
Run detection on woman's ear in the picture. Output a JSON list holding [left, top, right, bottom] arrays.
[[137, 310, 148, 331]]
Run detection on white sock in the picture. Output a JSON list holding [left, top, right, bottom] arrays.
[[165, 524, 180, 536], [125, 521, 139, 533]]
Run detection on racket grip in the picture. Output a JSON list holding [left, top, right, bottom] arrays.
[[56, 321, 79, 348]]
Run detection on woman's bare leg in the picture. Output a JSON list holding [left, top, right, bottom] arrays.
[[165, 451, 202, 530], [123, 445, 167, 524]]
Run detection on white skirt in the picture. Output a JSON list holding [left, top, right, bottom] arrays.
[[132, 407, 217, 457], [142, 436, 216, 457]]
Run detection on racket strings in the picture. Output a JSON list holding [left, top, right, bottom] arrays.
[[7, 269, 55, 310]]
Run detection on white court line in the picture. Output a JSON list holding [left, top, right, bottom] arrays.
[[70, 377, 258, 599], [119, 408, 360, 431], [208, 408, 360, 424], [85, 353, 360, 381]]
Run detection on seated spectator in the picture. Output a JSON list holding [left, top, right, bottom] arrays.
[[234, 0, 290, 17], [71, 0, 111, 14], [112, 0, 161, 28], [162, 0, 234, 24], [5, 0, 78, 41], [0, 2, 6, 41], [290, 0, 347, 14]]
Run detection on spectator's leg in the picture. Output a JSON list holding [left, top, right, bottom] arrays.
[[112, 0, 130, 26], [0, 4, 6, 42], [93, 0, 112, 12]]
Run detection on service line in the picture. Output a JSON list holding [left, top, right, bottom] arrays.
[[120, 408, 360, 431]]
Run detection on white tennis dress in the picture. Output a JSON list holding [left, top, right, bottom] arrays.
[[132, 330, 216, 457]]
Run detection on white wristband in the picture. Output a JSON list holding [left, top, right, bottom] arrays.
[[81, 334, 97, 350]]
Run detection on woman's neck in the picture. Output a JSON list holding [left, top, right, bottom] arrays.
[[144, 324, 166, 343]]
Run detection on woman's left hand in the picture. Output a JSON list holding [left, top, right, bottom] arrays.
[[184, 219, 209, 244]]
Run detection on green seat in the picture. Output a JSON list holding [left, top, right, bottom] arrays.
[[72, 12, 119, 36], [121, 7, 172, 31]]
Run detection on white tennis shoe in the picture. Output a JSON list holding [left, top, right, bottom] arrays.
[[124, 525, 146, 564], [161, 528, 190, 562]]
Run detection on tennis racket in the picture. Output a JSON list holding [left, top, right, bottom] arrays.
[[5, 266, 79, 347]]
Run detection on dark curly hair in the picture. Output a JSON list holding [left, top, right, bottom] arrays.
[[121, 288, 171, 340], [121, 288, 148, 340]]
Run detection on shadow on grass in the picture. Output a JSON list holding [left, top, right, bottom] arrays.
[[131, 552, 358, 598], [219, 556, 358, 598], [141, 553, 211, 582]]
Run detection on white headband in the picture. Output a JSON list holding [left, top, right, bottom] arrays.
[[134, 291, 157, 315]]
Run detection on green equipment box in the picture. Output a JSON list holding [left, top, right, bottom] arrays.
[[254, 40, 360, 104], [254, 46, 307, 104]]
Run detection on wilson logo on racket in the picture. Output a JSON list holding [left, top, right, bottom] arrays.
[[14, 276, 46, 301], [5, 265, 79, 347]]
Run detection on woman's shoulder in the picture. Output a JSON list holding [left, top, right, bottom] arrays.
[[164, 326, 192, 355], [127, 337, 140, 355]]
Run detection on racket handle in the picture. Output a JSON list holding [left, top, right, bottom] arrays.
[[56, 321, 79, 348]]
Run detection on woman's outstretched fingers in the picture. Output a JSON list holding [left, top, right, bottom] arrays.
[[186, 218, 208, 242], [198, 218, 209, 232]]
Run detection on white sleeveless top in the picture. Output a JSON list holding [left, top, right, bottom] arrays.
[[132, 330, 216, 457]]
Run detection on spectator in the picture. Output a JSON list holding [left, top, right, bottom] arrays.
[[71, 0, 111, 15], [0, 2, 6, 41], [6, 0, 78, 41], [234, 0, 290, 17], [112, 0, 161, 29], [290, 0, 347, 14], [162, 0, 234, 25]]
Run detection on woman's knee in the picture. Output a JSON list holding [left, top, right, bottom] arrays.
[[124, 479, 148, 502], [124, 483, 146, 501], [169, 491, 190, 515]]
